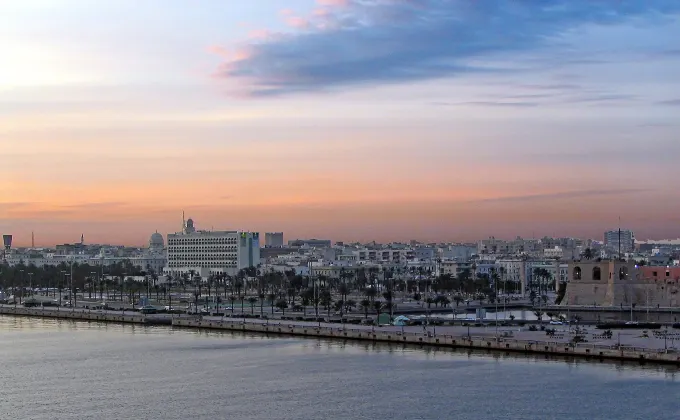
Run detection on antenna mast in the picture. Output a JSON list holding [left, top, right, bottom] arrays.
[[618, 216, 621, 261]]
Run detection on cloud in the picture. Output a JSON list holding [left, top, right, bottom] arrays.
[[432, 101, 539, 108], [60, 202, 128, 210], [215, 0, 680, 96], [469, 189, 647, 204], [658, 98, 680, 106], [0, 202, 35, 211]]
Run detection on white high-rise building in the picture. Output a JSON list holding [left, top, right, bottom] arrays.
[[164, 218, 260, 278]]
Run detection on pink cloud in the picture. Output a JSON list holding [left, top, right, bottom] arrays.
[[285, 16, 309, 28], [316, 0, 349, 6], [206, 45, 231, 59], [248, 29, 273, 40]]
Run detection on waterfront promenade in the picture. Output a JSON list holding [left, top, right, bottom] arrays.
[[2, 304, 680, 365]]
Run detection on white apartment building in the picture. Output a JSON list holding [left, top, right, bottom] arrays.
[[353, 248, 414, 263], [439, 261, 473, 276], [543, 246, 564, 259], [440, 245, 476, 261], [496, 258, 526, 295], [164, 218, 260, 278]]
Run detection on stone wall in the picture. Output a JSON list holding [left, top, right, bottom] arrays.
[[564, 261, 680, 307]]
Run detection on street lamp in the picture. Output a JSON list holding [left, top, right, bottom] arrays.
[[90, 271, 97, 300], [19, 269, 25, 304], [59, 270, 66, 308], [65, 273, 71, 310], [28, 273, 34, 298]]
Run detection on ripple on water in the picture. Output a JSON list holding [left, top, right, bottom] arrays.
[[0, 316, 678, 420]]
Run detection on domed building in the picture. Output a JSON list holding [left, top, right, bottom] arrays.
[[149, 231, 165, 252]]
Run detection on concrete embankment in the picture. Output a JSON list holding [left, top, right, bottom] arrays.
[[173, 318, 680, 366], [2, 305, 679, 366], [0, 305, 170, 325]]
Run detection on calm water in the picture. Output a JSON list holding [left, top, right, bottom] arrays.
[[0, 316, 678, 420]]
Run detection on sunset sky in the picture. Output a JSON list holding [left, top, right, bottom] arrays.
[[1, 0, 680, 246]]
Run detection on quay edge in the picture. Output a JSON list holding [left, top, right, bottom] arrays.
[[174, 318, 680, 366], [1, 306, 679, 366]]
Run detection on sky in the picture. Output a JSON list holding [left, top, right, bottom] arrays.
[[1, 0, 680, 246]]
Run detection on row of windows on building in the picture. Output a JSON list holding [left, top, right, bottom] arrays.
[[168, 246, 238, 252], [168, 238, 239, 245], [167, 262, 237, 267], [169, 256, 237, 261]]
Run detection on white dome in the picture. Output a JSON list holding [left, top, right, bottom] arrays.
[[149, 232, 164, 249]]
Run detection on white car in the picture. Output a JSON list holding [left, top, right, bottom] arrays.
[[549, 320, 563, 325]]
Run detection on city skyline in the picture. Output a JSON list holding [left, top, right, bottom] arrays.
[[2, 1, 680, 246], [3, 222, 679, 249]]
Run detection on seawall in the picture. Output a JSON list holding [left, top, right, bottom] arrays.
[[0, 305, 170, 325], [1, 305, 679, 366], [173, 318, 680, 366]]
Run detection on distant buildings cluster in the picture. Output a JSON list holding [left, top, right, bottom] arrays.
[[2, 224, 680, 305]]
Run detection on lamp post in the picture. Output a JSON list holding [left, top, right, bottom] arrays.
[[121, 272, 127, 313], [59, 270, 66, 308], [69, 259, 74, 310], [19, 269, 24, 304], [28, 273, 33, 298], [65, 273, 72, 311], [90, 271, 97, 300]]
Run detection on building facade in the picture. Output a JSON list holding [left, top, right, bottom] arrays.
[[265, 232, 284, 247], [564, 262, 680, 307], [165, 219, 260, 278], [604, 229, 635, 254]]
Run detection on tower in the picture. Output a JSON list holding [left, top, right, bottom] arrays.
[[31, 231, 34, 248]]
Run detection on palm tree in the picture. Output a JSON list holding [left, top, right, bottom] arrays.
[[275, 298, 288, 315], [228, 295, 236, 315], [373, 301, 383, 323], [533, 309, 544, 325], [320, 288, 332, 317], [364, 287, 377, 303], [345, 299, 357, 314], [247, 296, 257, 314], [360, 299, 371, 319], [582, 247, 595, 260], [267, 292, 277, 314], [258, 290, 265, 317], [532, 267, 543, 296]]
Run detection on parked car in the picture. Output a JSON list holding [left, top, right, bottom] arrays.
[[139, 305, 157, 314]]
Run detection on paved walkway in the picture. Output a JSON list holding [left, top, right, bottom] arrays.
[[203, 316, 680, 351]]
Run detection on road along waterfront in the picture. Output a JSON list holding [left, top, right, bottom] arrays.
[[2, 305, 680, 366]]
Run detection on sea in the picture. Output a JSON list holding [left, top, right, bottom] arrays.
[[0, 316, 678, 420]]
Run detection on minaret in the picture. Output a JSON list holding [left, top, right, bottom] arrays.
[[81, 233, 84, 245], [182, 211, 186, 233], [31, 231, 34, 248]]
